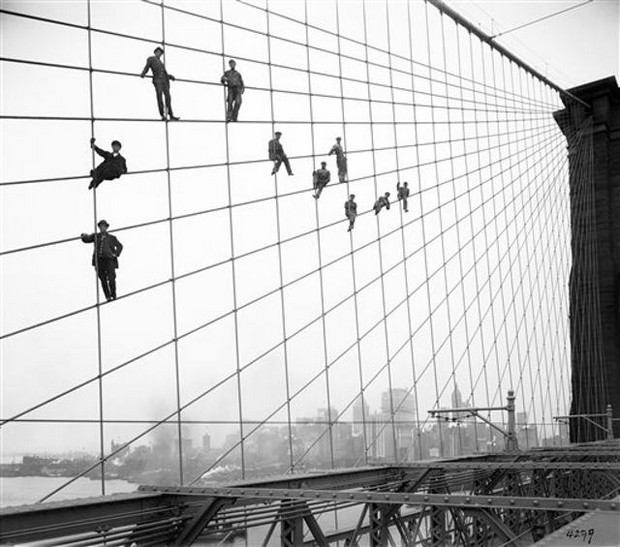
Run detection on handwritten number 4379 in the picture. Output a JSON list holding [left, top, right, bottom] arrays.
[[566, 528, 595, 544]]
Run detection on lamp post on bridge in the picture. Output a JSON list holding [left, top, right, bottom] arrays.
[[428, 390, 519, 453]]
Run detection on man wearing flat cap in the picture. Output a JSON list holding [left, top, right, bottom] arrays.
[[268, 131, 293, 176], [141, 46, 180, 121], [88, 138, 127, 190], [312, 161, 330, 199], [81, 220, 123, 302], [373, 192, 391, 215], [328, 136, 348, 183], [221, 59, 244, 122], [345, 194, 357, 231]]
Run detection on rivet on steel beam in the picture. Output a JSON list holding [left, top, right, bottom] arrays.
[[424, 496, 429, 502], [465, 497, 471, 503], [444, 496, 449, 502], [300, 492, 305, 497], [610, 503, 616, 510], [226, 489, 232, 495], [533, 500, 539, 506], [332, 494, 337, 498], [487, 499, 493, 504], [510, 499, 515, 505], [366, 494, 372, 499], [583, 502, 589, 508], [240, 490, 245, 495], [557, 501, 564, 507], [385, 495, 390, 500], [315, 493, 321, 497], [349, 494, 354, 499], [404, 495, 410, 501]]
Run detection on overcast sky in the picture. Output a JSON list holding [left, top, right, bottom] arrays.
[[1, 0, 615, 481]]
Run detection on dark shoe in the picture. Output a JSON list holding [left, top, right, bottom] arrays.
[[169, 115, 180, 121], [161, 116, 167, 121], [288, 172, 294, 176], [88, 182, 94, 190], [271, 170, 276, 175]]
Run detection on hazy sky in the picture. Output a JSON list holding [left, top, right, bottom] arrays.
[[1, 0, 612, 484]]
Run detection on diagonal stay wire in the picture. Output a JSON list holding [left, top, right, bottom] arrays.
[[1, 126, 561, 429], [32, 129, 564, 502], [0, 118, 554, 190], [0, 122, 557, 343], [0, 120, 555, 258]]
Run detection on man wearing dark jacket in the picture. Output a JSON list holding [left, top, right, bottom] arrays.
[[88, 138, 127, 190], [140, 46, 179, 121], [345, 194, 357, 231], [373, 192, 391, 215], [268, 131, 293, 176], [221, 59, 244, 122], [81, 220, 123, 302], [313, 161, 330, 199], [396, 181, 410, 212]]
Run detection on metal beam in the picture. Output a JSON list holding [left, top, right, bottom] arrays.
[[186, 486, 620, 513]]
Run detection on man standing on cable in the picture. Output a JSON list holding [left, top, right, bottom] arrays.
[[345, 194, 357, 231], [81, 220, 123, 302], [88, 138, 127, 190], [140, 46, 180, 121], [313, 161, 331, 199], [373, 192, 391, 215], [268, 131, 293, 176], [328, 136, 348, 183], [221, 59, 244, 122], [396, 181, 410, 212]]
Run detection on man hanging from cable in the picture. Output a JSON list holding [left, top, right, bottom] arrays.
[[345, 194, 357, 231], [88, 138, 127, 190], [396, 181, 410, 212], [81, 220, 123, 302], [268, 131, 294, 176], [328, 136, 348, 183], [140, 46, 180, 121], [221, 59, 244, 122], [312, 161, 331, 199], [373, 192, 391, 215]]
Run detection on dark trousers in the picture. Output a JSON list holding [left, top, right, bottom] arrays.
[[95, 257, 117, 301], [89, 166, 120, 189], [153, 79, 173, 117], [346, 212, 356, 230], [337, 157, 348, 183], [226, 87, 242, 121], [272, 154, 293, 175], [400, 197, 408, 211], [314, 182, 327, 198]]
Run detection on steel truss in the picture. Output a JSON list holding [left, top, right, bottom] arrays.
[[1, 443, 619, 546]]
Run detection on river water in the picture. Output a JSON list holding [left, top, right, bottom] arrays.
[[0, 476, 137, 508]]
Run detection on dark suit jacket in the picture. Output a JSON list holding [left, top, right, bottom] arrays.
[[81, 232, 123, 268], [94, 146, 127, 177]]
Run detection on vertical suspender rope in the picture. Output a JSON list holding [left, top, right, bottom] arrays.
[[454, 25, 480, 451], [361, 0, 398, 461], [404, 0, 430, 457], [159, 0, 184, 484], [385, 0, 421, 460], [477, 36, 504, 422], [469, 30, 493, 449], [335, 0, 370, 465], [437, 12, 466, 454], [86, 0, 106, 496], [264, 0, 296, 474], [422, 0, 445, 457], [219, 0, 246, 480], [303, 0, 335, 471]]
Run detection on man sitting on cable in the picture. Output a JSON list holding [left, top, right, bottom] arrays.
[[88, 138, 127, 190]]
